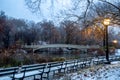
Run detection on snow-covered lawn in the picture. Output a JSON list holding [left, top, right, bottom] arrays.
[[58, 61, 120, 80]]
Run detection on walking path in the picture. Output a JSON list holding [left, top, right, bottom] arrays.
[[59, 61, 120, 80]]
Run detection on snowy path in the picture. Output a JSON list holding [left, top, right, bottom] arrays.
[[59, 61, 120, 80]]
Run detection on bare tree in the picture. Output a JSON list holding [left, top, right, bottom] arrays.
[[60, 20, 80, 44], [39, 20, 60, 44], [0, 11, 5, 48], [25, 0, 120, 25]]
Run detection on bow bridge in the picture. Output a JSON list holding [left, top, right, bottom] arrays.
[[22, 44, 100, 51]]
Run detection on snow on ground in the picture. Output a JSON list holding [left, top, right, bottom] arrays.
[[1, 61, 120, 80], [58, 61, 120, 80]]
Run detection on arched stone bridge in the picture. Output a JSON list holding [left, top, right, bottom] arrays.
[[22, 44, 100, 52]]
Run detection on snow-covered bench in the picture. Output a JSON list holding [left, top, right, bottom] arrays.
[[42, 62, 63, 80], [0, 67, 18, 77], [63, 60, 77, 71], [2, 56, 120, 80], [10, 64, 46, 80], [91, 56, 107, 65], [76, 58, 92, 68], [0, 64, 44, 77], [109, 56, 120, 61], [59, 59, 90, 73]]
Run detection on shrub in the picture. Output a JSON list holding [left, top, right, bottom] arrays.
[[0, 57, 22, 68], [52, 57, 66, 62]]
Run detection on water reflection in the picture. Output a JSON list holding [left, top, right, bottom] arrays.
[[34, 48, 88, 60]]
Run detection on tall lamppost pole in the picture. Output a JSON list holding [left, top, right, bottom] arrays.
[[103, 18, 110, 63]]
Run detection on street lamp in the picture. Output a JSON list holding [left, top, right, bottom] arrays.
[[103, 18, 110, 63], [112, 40, 118, 48], [112, 40, 118, 44]]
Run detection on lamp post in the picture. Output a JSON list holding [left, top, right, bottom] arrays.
[[112, 40, 118, 48], [103, 18, 110, 63], [112, 40, 118, 44]]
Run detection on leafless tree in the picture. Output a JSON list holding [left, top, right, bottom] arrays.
[[25, 0, 120, 25], [39, 20, 60, 44], [60, 20, 80, 44]]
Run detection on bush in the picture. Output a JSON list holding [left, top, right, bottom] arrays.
[[0, 57, 22, 68], [36, 57, 47, 63], [52, 57, 66, 62]]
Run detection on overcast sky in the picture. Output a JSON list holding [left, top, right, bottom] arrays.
[[0, 0, 73, 23], [0, 0, 41, 22]]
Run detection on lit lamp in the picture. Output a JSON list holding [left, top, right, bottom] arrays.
[[103, 18, 110, 63], [103, 19, 110, 26], [112, 40, 118, 48], [113, 40, 118, 44]]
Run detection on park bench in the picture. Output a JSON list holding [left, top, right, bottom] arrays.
[[1, 56, 120, 80], [85, 58, 92, 67], [63, 60, 75, 72], [109, 56, 116, 61], [74, 59, 82, 69], [115, 56, 120, 60], [99, 57, 106, 62], [78, 58, 91, 68], [59, 59, 84, 73], [0, 64, 43, 77], [0, 62, 63, 80], [0, 67, 18, 77], [10, 64, 46, 80], [112, 56, 120, 61], [92, 57, 100, 65], [54, 61, 78, 74], [65, 60, 79, 72], [93, 56, 106, 65], [42, 61, 63, 80]]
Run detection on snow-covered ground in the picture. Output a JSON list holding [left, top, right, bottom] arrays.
[[58, 61, 120, 80], [1, 61, 120, 80], [115, 49, 120, 56]]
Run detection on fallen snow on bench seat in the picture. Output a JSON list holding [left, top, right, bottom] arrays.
[[0, 76, 12, 80], [111, 61, 120, 64], [13, 70, 41, 78]]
